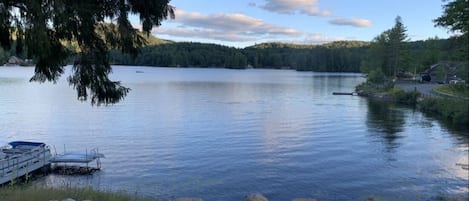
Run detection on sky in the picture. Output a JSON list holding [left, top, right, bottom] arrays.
[[137, 0, 453, 48]]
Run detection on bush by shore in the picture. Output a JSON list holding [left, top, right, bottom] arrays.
[[419, 97, 469, 126], [355, 81, 469, 128]]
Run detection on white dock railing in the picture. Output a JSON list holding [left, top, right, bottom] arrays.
[[50, 146, 104, 172], [0, 145, 51, 184]]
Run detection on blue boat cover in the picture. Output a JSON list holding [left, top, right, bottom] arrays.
[[8, 141, 45, 148]]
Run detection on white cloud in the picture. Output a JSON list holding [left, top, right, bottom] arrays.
[[257, 0, 331, 16], [329, 17, 372, 28], [154, 28, 258, 42], [153, 9, 303, 42]]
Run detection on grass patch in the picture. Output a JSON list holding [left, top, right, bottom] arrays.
[[434, 83, 468, 99], [0, 185, 159, 201], [355, 81, 394, 96]]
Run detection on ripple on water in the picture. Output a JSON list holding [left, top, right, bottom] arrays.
[[1, 67, 467, 201]]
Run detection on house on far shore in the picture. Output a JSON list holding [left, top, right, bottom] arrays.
[[6, 56, 23, 65], [5, 56, 34, 66], [420, 61, 467, 84]]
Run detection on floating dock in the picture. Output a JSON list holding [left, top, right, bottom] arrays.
[[332, 92, 358, 96], [50, 148, 104, 175]]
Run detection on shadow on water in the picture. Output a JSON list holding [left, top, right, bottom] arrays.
[[421, 110, 469, 146], [366, 98, 468, 151], [366, 100, 406, 152]]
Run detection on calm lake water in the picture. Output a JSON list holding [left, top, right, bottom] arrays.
[[0, 66, 468, 201]]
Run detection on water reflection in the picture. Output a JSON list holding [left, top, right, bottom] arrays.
[[420, 111, 469, 146], [366, 100, 405, 151], [1, 67, 467, 201]]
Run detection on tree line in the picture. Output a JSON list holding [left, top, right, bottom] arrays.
[[105, 36, 466, 77], [109, 40, 370, 72], [2, 35, 466, 78]]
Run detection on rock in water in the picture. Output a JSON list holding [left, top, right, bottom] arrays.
[[245, 193, 269, 201], [175, 198, 204, 201]]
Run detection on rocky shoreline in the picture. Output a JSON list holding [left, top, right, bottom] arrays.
[[49, 194, 322, 201], [49, 194, 420, 201]]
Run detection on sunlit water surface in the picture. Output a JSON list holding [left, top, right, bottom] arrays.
[[0, 66, 467, 201]]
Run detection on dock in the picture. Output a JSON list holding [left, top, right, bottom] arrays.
[[332, 92, 358, 95], [1, 141, 104, 185], [1, 141, 52, 185], [50, 147, 104, 175]]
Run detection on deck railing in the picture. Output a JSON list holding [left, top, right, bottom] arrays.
[[0, 145, 50, 178]]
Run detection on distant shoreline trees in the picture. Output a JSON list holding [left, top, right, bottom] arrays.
[[110, 41, 369, 72]]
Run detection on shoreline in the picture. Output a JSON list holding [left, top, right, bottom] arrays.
[[355, 80, 469, 129], [1, 187, 467, 201]]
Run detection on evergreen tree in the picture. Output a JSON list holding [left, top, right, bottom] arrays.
[[434, 0, 468, 61], [388, 16, 408, 78], [0, 1, 174, 105], [434, 0, 469, 36], [360, 16, 408, 78]]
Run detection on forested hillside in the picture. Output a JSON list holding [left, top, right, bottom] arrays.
[[110, 40, 370, 72], [2, 34, 466, 75], [108, 37, 466, 74], [110, 42, 248, 69], [243, 41, 369, 72]]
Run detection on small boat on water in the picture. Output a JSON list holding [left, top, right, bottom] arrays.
[[0, 141, 52, 184]]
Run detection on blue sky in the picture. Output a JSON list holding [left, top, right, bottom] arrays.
[[140, 0, 453, 47]]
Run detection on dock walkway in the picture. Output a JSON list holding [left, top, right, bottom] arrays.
[[1, 142, 104, 185], [0, 141, 51, 185], [50, 148, 104, 174]]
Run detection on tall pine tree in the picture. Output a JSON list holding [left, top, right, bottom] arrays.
[[388, 16, 408, 78], [360, 16, 408, 78]]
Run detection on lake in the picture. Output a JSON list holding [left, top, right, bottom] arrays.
[[0, 66, 467, 201]]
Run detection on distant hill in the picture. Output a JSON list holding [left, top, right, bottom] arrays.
[[110, 40, 370, 72], [140, 33, 173, 46], [109, 37, 466, 75], [248, 40, 370, 49], [241, 41, 370, 72], [3, 26, 466, 75]]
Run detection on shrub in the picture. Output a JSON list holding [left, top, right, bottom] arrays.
[[388, 87, 420, 106], [367, 69, 386, 85], [420, 97, 469, 126], [435, 83, 469, 98]]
